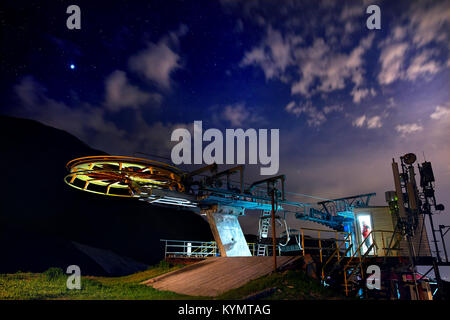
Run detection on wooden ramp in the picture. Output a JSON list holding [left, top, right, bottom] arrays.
[[142, 256, 300, 297]]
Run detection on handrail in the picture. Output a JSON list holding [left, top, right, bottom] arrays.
[[193, 241, 217, 256], [370, 230, 396, 256], [344, 230, 378, 268], [346, 242, 376, 280], [322, 233, 353, 275], [293, 227, 352, 281], [161, 239, 279, 257], [161, 239, 216, 244], [297, 227, 351, 257], [342, 230, 386, 296], [298, 227, 350, 234], [162, 239, 218, 258], [343, 236, 371, 296], [342, 229, 395, 265]]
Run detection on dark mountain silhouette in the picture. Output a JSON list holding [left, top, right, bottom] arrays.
[[0, 115, 213, 276]]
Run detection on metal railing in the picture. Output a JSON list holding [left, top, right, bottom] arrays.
[[371, 229, 396, 256], [161, 239, 281, 258], [161, 239, 218, 258], [298, 227, 353, 260], [342, 231, 377, 296], [340, 229, 395, 296]]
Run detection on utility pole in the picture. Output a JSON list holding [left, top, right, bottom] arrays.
[[271, 188, 277, 273]]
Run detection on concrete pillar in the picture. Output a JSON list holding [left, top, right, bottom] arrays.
[[205, 205, 251, 257]]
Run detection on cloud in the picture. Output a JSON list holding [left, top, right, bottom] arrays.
[[13, 75, 44, 106], [285, 100, 326, 127], [240, 18, 375, 101], [387, 97, 396, 108], [209, 103, 265, 128], [367, 116, 382, 129], [378, 1, 449, 85], [405, 50, 440, 81], [409, 1, 450, 47], [352, 115, 382, 129], [212, 103, 265, 127], [395, 123, 423, 136], [14, 76, 125, 145], [353, 115, 366, 128], [128, 25, 188, 89], [378, 42, 409, 85], [323, 105, 343, 114], [339, 4, 363, 21], [430, 105, 450, 120], [222, 103, 250, 126], [233, 0, 448, 114], [240, 26, 295, 81], [285, 101, 303, 117], [12, 76, 189, 158], [104, 70, 162, 111], [351, 87, 376, 104], [291, 34, 374, 97]]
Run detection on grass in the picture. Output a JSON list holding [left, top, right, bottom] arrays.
[[0, 262, 201, 300], [0, 262, 344, 300], [217, 270, 344, 300]]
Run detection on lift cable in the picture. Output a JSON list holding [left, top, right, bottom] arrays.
[[285, 191, 332, 201]]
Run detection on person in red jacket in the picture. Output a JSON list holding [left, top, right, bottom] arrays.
[[362, 222, 372, 251]]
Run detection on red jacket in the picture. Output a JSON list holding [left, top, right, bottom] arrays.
[[362, 225, 370, 238]]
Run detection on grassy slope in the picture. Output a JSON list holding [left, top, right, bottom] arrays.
[[0, 264, 344, 300], [0, 264, 198, 300], [217, 270, 344, 300]]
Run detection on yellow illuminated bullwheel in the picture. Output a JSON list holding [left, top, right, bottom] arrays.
[[64, 156, 185, 197]]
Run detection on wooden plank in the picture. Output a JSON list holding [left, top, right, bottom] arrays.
[[143, 256, 299, 297]]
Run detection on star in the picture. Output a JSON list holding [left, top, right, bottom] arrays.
[[70, 64, 76, 70]]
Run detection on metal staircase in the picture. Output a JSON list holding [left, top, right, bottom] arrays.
[[341, 234, 378, 296], [320, 231, 379, 296], [342, 242, 376, 295]]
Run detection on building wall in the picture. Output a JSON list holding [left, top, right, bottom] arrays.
[[354, 207, 395, 256], [353, 206, 431, 257]]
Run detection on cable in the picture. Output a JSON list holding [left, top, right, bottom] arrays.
[[285, 191, 332, 201], [279, 218, 290, 247], [295, 233, 302, 250]]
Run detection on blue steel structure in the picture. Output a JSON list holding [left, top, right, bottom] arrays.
[[134, 166, 376, 257], [293, 193, 375, 231], [65, 157, 374, 258]]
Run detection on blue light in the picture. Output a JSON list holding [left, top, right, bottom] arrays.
[[70, 64, 75, 70]]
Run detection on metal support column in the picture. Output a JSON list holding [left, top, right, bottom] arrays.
[[271, 189, 277, 272]]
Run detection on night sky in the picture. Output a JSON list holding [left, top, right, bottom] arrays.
[[1, 1, 449, 256]]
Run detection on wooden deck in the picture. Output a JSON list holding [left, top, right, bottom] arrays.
[[142, 256, 300, 297]]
